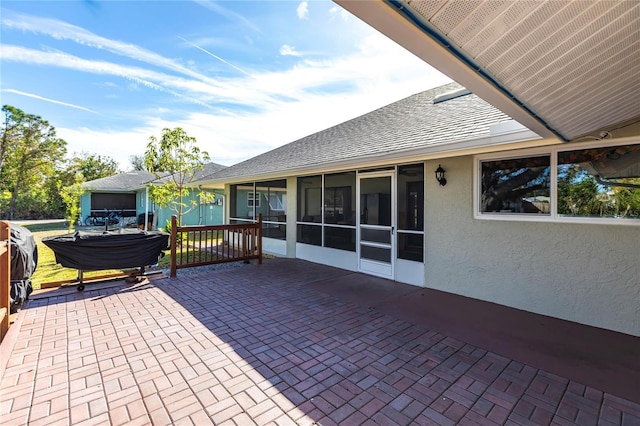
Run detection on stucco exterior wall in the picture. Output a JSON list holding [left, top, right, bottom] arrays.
[[285, 177, 297, 258], [424, 157, 640, 337]]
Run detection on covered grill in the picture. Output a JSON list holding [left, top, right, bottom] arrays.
[[10, 223, 37, 312], [43, 228, 169, 291]]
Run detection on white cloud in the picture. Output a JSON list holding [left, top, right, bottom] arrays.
[[329, 5, 350, 21], [1, 12, 207, 81], [0, 45, 264, 109], [297, 2, 309, 20], [2, 8, 452, 172], [55, 35, 452, 172], [279, 45, 302, 57]]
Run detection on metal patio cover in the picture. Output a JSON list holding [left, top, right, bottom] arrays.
[[336, 0, 640, 142]]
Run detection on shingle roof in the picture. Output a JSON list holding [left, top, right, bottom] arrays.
[[188, 162, 227, 181], [81, 162, 227, 191], [153, 162, 227, 185], [201, 82, 514, 183], [81, 171, 157, 191]]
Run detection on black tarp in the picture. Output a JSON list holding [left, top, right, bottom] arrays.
[[10, 223, 37, 311], [43, 229, 169, 271]]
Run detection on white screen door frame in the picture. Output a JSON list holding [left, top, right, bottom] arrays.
[[357, 171, 395, 279]]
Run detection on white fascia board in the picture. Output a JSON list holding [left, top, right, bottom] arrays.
[[195, 131, 560, 186], [334, 0, 559, 140], [313, 130, 559, 169]]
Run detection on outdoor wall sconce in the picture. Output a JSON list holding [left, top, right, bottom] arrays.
[[435, 164, 447, 186]]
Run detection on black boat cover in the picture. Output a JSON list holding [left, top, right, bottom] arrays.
[[43, 228, 169, 271]]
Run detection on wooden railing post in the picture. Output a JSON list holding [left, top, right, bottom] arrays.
[[167, 217, 264, 276], [257, 214, 263, 264], [0, 221, 10, 341], [170, 215, 177, 278]]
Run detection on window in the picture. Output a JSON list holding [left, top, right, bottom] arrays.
[[297, 175, 322, 223], [476, 141, 640, 225], [248, 191, 261, 208], [480, 156, 550, 214], [296, 172, 356, 251], [324, 172, 355, 225], [230, 180, 287, 239], [558, 145, 640, 220], [397, 164, 424, 262], [256, 180, 287, 240], [230, 183, 255, 222], [297, 176, 322, 246]]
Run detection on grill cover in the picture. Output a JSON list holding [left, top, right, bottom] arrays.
[[43, 229, 169, 271], [10, 223, 38, 281]]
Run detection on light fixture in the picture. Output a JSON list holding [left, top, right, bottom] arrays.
[[435, 164, 447, 186]]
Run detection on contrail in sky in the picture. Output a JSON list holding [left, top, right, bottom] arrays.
[[2, 89, 99, 113], [178, 36, 251, 77]]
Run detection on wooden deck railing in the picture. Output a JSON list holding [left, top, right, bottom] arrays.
[[169, 214, 262, 278], [1, 221, 11, 342]]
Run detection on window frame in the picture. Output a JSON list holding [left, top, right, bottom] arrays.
[[295, 164, 426, 258], [296, 172, 357, 251], [474, 139, 640, 226], [229, 181, 287, 240], [247, 191, 261, 208]]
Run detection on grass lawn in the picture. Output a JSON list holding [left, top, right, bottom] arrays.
[[21, 223, 170, 290]]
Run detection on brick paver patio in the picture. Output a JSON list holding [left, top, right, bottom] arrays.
[[1, 258, 639, 425]]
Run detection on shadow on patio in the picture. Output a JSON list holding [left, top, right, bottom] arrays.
[[1, 258, 639, 425]]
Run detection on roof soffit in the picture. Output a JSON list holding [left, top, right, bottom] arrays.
[[335, 0, 640, 141]]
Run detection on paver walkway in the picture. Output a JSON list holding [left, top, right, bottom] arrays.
[[1, 259, 639, 425]]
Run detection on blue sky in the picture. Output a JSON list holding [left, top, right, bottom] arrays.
[[0, 0, 450, 171]]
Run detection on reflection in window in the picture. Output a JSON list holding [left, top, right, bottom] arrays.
[[256, 180, 287, 240], [481, 156, 551, 214], [230, 180, 287, 240], [558, 145, 640, 219], [248, 191, 260, 207], [230, 183, 255, 221]]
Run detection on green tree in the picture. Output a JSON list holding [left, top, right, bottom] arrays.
[[69, 152, 120, 181], [481, 157, 550, 213], [0, 105, 67, 219], [143, 127, 212, 226], [557, 166, 600, 216], [129, 154, 147, 171], [48, 153, 120, 222], [557, 165, 640, 218], [60, 173, 85, 230], [612, 181, 640, 218]]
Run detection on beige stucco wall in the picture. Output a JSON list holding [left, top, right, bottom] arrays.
[[424, 157, 640, 337], [285, 177, 298, 258]]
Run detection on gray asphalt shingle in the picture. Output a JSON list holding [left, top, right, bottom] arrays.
[[81, 163, 227, 191], [203, 82, 512, 182], [80, 171, 157, 191]]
